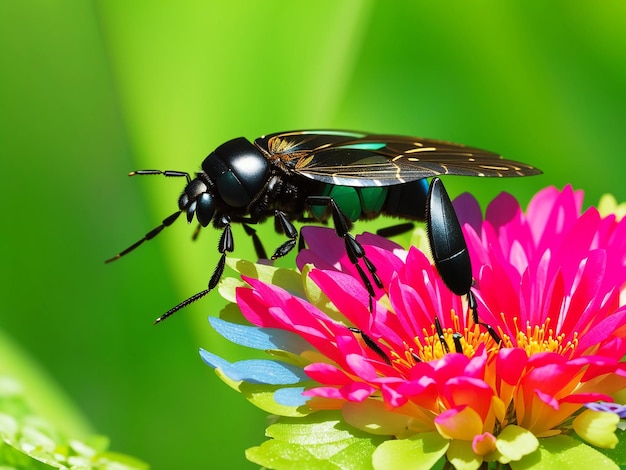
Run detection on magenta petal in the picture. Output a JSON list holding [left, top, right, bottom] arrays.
[[302, 386, 343, 399], [309, 269, 371, 326], [365, 245, 407, 289], [577, 308, 626, 354], [560, 393, 613, 404], [296, 226, 347, 272], [357, 231, 404, 254], [304, 363, 353, 385], [486, 192, 522, 235], [236, 285, 284, 328], [341, 382, 376, 402], [381, 383, 409, 407], [397, 375, 437, 396], [497, 348, 528, 385], [443, 377, 493, 421], [345, 353, 379, 381], [454, 192, 482, 234]]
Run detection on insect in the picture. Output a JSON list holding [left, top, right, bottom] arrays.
[[106, 130, 541, 324]]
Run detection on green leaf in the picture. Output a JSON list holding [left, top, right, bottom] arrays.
[[213, 368, 311, 417], [217, 275, 247, 303], [224, 258, 305, 297], [266, 410, 367, 444], [301, 264, 344, 322], [495, 425, 539, 461], [266, 349, 313, 369], [247, 411, 387, 469], [512, 434, 620, 470], [0, 377, 149, 469], [371, 432, 449, 470], [0, 335, 92, 439], [573, 409, 619, 448], [593, 428, 626, 465], [342, 400, 410, 436], [446, 438, 482, 470]]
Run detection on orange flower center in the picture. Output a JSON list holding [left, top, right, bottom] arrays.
[[389, 312, 579, 368], [499, 315, 578, 357]]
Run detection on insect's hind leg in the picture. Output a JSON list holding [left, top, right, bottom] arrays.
[[426, 178, 501, 346], [271, 210, 299, 259], [376, 222, 415, 238], [306, 196, 383, 309]]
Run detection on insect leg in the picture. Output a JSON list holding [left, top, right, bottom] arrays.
[[191, 223, 202, 241], [153, 216, 234, 324], [271, 210, 299, 259], [306, 196, 383, 307], [469, 291, 501, 344], [105, 169, 194, 263], [105, 211, 183, 263], [434, 316, 450, 353], [348, 327, 391, 364], [297, 229, 307, 252], [376, 222, 415, 238], [242, 223, 269, 260], [426, 178, 500, 344]]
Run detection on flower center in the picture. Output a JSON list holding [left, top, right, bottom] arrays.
[[391, 312, 501, 366], [390, 313, 579, 368], [499, 315, 579, 357]]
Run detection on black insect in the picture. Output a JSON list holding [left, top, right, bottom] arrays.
[[106, 130, 541, 326]]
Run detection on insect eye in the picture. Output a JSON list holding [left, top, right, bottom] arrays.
[[186, 200, 197, 223], [196, 193, 216, 227]]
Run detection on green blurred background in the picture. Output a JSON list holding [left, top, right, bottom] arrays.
[[1, 0, 625, 468]]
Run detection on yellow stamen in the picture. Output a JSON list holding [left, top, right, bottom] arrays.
[[499, 315, 579, 357], [390, 312, 579, 369], [403, 312, 502, 363]]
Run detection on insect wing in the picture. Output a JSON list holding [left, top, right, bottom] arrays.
[[255, 130, 541, 188]]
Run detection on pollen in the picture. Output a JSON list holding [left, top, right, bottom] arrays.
[[398, 312, 503, 365], [499, 315, 579, 357], [388, 312, 579, 373]]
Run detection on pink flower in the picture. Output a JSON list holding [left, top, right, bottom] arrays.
[[202, 186, 626, 467]]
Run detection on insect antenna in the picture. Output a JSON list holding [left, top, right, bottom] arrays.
[[105, 210, 182, 263], [106, 169, 192, 263]]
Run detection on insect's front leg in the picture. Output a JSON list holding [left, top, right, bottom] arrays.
[[306, 196, 383, 309], [154, 215, 234, 324]]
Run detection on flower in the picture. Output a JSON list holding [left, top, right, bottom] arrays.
[[201, 186, 626, 469]]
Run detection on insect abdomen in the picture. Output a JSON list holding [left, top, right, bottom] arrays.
[[382, 179, 429, 221], [308, 184, 386, 221], [309, 179, 429, 222]]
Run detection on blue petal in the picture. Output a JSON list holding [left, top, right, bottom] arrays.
[[208, 316, 309, 352], [200, 349, 308, 385], [274, 387, 308, 407], [199, 348, 231, 370]]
